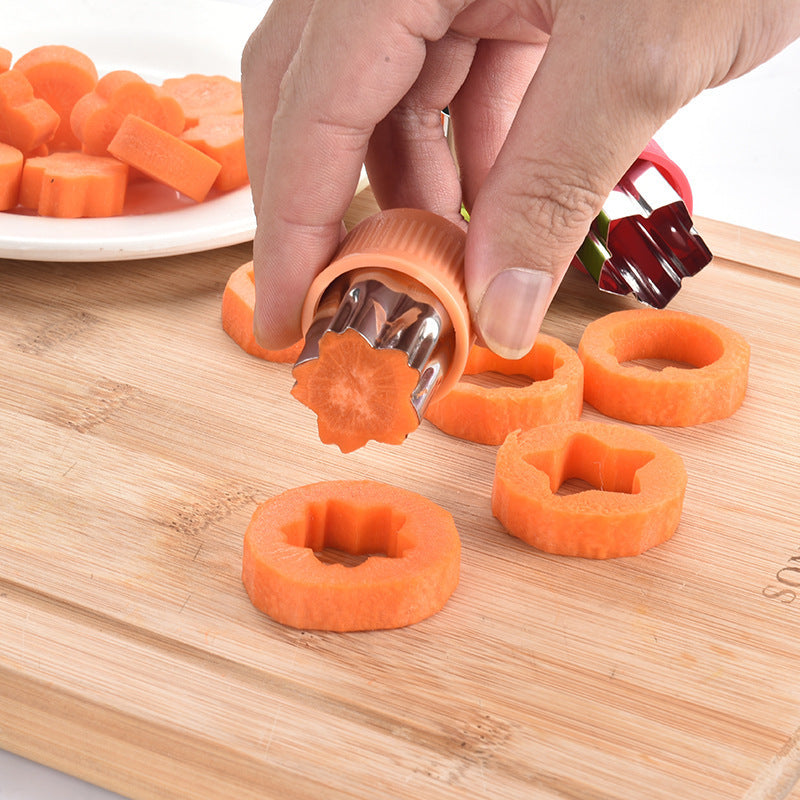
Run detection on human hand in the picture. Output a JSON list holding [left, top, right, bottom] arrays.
[[242, 0, 799, 358]]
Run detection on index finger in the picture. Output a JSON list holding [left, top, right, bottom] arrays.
[[251, 0, 465, 349]]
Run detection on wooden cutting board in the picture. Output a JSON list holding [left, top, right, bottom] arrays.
[[1, 193, 799, 800]]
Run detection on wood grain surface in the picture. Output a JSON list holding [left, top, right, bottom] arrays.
[[1, 193, 799, 800]]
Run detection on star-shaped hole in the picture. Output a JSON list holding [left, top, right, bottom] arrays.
[[525, 432, 655, 496]]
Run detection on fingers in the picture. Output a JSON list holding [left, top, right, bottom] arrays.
[[240, 0, 313, 216], [365, 30, 476, 224], [448, 37, 545, 213], [250, 0, 461, 349], [465, 11, 672, 359]]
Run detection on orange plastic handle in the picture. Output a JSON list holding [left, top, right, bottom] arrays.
[[300, 208, 471, 400]]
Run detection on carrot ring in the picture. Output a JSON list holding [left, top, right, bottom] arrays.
[[222, 261, 304, 364], [424, 335, 584, 445], [492, 421, 687, 558], [242, 480, 461, 631], [578, 309, 749, 426]]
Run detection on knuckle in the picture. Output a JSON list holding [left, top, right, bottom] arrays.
[[395, 0, 469, 40], [479, 158, 608, 273], [505, 160, 604, 244]]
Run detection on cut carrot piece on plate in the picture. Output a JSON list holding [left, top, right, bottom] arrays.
[[242, 480, 461, 631], [425, 336, 584, 444], [0, 69, 59, 153], [0, 48, 11, 73], [108, 114, 221, 202], [19, 151, 128, 217], [222, 261, 304, 363], [161, 73, 242, 128], [291, 327, 423, 453], [578, 309, 750, 426], [182, 113, 247, 192], [492, 421, 687, 558], [13, 44, 98, 151], [0, 143, 23, 210], [70, 69, 185, 156]]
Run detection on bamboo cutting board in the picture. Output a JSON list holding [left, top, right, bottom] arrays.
[[1, 193, 799, 800]]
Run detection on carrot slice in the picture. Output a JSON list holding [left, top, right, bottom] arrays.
[[26, 143, 49, 158], [0, 69, 60, 153], [578, 309, 750, 426], [70, 69, 185, 156], [161, 74, 242, 128], [13, 44, 98, 151], [425, 336, 584, 444], [222, 261, 304, 363], [107, 114, 221, 202], [19, 151, 128, 218], [492, 421, 687, 558], [242, 480, 461, 631], [182, 113, 247, 192], [0, 48, 11, 73], [291, 328, 423, 453], [0, 143, 23, 210]]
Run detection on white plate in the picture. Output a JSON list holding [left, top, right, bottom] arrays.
[[0, 0, 267, 261]]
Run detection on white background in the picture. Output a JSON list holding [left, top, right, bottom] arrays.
[[1, 2, 798, 797]]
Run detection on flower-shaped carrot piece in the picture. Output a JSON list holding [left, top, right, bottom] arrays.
[[492, 421, 687, 558], [291, 328, 423, 453], [182, 113, 247, 192], [425, 336, 584, 445], [161, 74, 242, 128], [222, 261, 304, 363], [0, 69, 59, 153], [242, 480, 461, 631], [13, 45, 98, 151], [108, 114, 220, 202], [18, 151, 128, 218], [70, 69, 185, 156], [578, 309, 750, 426], [0, 143, 23, 210]]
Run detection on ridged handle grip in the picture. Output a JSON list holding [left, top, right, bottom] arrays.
[[300, 208, 472, 399]]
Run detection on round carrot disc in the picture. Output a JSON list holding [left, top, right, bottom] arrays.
[[492, 421, 687, 558], [242, 480, 461, 631], [578, 309, 749, 426], [222, 261, 304, 364], [424, 335, 584, 445]]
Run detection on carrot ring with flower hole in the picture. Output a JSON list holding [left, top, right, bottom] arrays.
[[492, 421, 687, 558], [578, 308, 749, 426], [222, 261, 304, 363], [424, 335, 584, 445], [242, 480, 461, 631]]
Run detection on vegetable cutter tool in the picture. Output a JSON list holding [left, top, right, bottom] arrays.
[[573, 140, 712, 307], [292, 209, 469, 449]]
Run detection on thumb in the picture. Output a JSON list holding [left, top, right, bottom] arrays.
[[465, 13, 669, 359]]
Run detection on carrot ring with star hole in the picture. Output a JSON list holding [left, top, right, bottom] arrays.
[[492, 421, 687, 558], [424, 336, 584, 445], [578, 308, 749, 426], [242, 480, 461, 631], [221, 261, 304, 363]]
